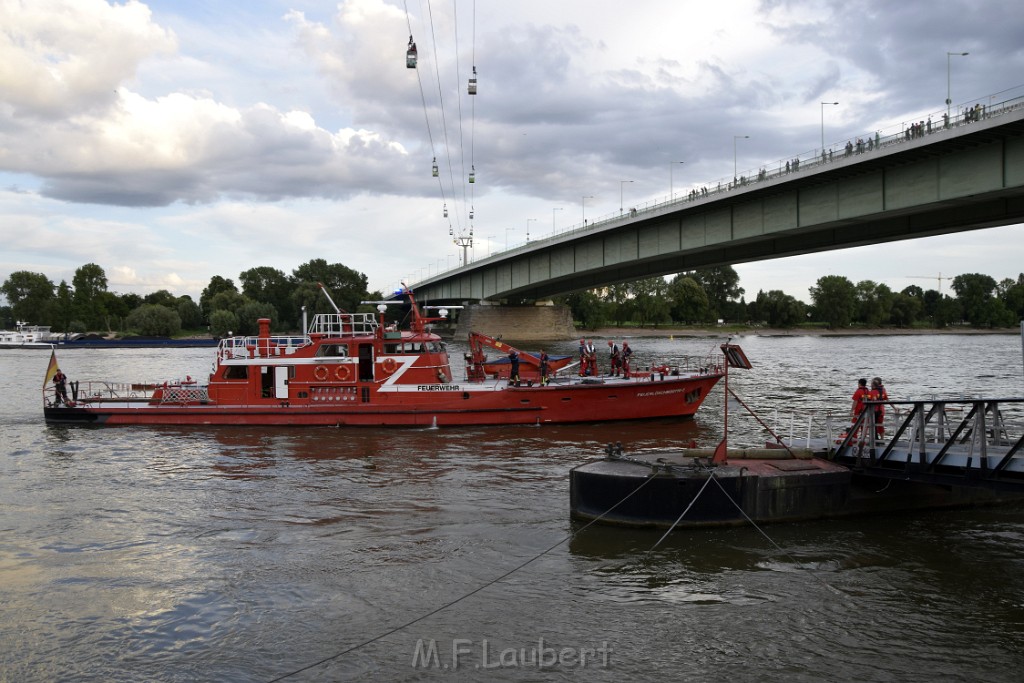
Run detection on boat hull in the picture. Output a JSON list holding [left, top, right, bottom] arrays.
[[44, 373, 722, 427]]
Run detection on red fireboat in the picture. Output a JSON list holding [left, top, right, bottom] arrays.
[[43, 286, 725, 427]]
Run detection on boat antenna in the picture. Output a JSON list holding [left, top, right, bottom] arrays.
[[317, 282, 342, 314]]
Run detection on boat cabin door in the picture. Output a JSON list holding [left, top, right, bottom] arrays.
[[358, 344, 374, 382], [262, 365, 290, 399]]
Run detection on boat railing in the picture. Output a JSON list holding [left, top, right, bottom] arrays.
[[772, 403, 956, 450], [308, 313, 379, 337], [218, 335, 312, 360], [772, 408, 841, 449], [774, 399, 1024, 455], [62, 380, 207, 403]]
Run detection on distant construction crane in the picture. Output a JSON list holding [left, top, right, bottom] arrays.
[[906, 272, 948, 292]]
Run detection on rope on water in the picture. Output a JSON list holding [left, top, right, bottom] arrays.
[[264, 460, 660, 682], [706, 474, 845, 596]]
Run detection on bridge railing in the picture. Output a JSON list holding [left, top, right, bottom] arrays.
[[406, 84, 1024, 290]]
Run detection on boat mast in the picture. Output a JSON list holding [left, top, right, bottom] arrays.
[[317, 282, 341, 313]]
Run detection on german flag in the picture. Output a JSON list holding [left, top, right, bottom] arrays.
[[44, 349, 58, 390]]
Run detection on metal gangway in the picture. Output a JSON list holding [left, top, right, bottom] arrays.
[[782, 399, 1024, 492]]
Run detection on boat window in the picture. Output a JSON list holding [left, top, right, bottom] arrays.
[[223, 365, 248, 380], [316, 344, 348, 357], [381, 342, 436, 354]]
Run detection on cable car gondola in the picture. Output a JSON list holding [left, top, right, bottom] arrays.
[[406, 36, 417, 68], [468, 66, 477, 95], [468, 165, 475, 183], [431, 157, 438, 177]]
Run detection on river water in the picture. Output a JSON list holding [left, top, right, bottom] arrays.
[[2, 333, 1024, 682]]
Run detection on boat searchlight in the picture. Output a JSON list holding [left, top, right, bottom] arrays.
[[377, 304, 388, 314]]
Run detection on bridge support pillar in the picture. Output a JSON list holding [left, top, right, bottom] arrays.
[[453, 301, 576, 341]]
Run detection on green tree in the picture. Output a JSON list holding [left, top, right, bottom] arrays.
[[209, 309, 239, 338], [53, 280, 75, 335], [236, 301, 278, 335], [126, 304, 181, 336], [240, 266, 294, 325], [200, 276, 238, 316], [667, 275, 709, 323], [604, 283, 633, 327], [752, 289, 805, 327], [889, 292, 923, 327], [996, 275, 1024, 321], [932, 294, 961, 327], [685, 266, 744, 321], [102, 291, 135, 333], [561, 289, 606, 330], [951, 273, 998, 326], [292, 259, 368, 312], [177, 297, 204, 329], [209, 290, 249, 314], [809, 275, 856, 329], [72, 263, 108, 329], [290, 282, 334, 321], [631, 277, 671, 326], [1, 271, 55, 325], [144, 289, 179, 308], [855, 280, 894, 327]]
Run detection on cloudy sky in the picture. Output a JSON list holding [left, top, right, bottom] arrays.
[[2, 0, 1023, 305]]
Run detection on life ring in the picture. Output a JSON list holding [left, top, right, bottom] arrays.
[[335, 364, 351, 381], [381, 357, 397, 375], [313, 365, 329, 381]]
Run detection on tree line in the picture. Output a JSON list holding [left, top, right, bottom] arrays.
[[559, 267, 1024, 330], [3, 263, 1022, 337], [0, 260, 376, 337]]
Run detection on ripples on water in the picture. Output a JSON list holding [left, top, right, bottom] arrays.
[[1, 336, 1023, 681]]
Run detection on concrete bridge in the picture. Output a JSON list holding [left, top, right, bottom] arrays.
[[405, 94, 1024, 339]]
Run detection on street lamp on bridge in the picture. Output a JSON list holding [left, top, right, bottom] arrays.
[[733, 135, 749, 183], [820, 101, 838, 151], [669, 161, 684, 200], [619, 180, 633, 214], [552, 207, 563, 235], [947, 51, 969, 123]]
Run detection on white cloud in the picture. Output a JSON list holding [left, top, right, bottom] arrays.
[[0, 0, 1022, 306], [0, 0, 176, 118]]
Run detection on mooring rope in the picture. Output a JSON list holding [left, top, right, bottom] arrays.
[[650, 472, 717, 549], [264, 461, 660, 682], [705, 474, 844, 595]]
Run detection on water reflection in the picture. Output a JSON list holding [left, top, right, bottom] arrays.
[[2, 335, 1023, 681]]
